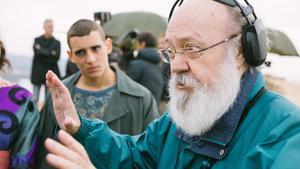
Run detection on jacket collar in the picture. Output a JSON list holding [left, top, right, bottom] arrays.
[[65, 66, 145, 97], [174, 68, 265, 159], [112, 66, 146, 97]]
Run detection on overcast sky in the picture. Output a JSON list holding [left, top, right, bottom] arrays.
[[0, 0, 299, 57]]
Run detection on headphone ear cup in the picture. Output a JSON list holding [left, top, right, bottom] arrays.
[[242, 19, 267, 66], [242, 25, 258, 66]]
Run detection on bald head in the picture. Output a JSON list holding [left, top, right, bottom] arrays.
[[166, 0, 240, 45], [165, 0, 249, 77]]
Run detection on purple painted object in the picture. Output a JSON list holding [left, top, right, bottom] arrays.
[[0, 85, 32, 113], [0, 85, 38, 168]]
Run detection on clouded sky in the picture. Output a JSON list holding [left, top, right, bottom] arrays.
[[0, 0, 299, 57]]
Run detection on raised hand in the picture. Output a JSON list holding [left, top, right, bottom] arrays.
[[45, 130, 96, 169], [46, 70, 80, 134]]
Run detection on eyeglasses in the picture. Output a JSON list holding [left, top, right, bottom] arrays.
[[159, 33, 240, 63]]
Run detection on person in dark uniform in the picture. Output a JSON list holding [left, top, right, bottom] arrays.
[[30, 19, 61, 103]]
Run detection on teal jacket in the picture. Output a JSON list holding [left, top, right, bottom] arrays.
[[74, 69, 300, 169]]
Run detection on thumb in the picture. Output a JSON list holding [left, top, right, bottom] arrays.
[[63, 117, 80, 134]]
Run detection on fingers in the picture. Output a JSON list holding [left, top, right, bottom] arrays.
[[46, 70, 68, 97], [52, 74, 68, 94], [35, 44, 41, 49], [45, 131, 95, 169], [57, 130, 90, 161], [46, 70, 55, 83], [45, 138, 82, 165], [46, 70, 56, 90], [46, 154, 80, 169], [46, 70, 68, 95]]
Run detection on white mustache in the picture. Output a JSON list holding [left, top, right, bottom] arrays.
[[171, 73, 200, 87]]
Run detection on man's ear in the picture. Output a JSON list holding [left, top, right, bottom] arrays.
[[236, 51, 250, 76], [236, 54, 245, 68], [67, 50, 75, 63], [235, 44, 247, 68], [105, 37, 113, 54]]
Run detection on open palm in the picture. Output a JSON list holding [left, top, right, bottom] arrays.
[[46, 70, 80, 134]]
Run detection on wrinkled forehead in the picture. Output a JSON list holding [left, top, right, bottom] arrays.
[[165, 0, 234, 45]]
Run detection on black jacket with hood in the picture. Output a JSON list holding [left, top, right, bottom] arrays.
[[127, 48, 163, 104]]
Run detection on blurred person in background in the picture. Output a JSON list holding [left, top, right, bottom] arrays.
[[158, 33, 171, 114], [0, 40, 39, 168], [127, 32, 163, 105], [30, 19, 61, 103], [37, 19, 159, 169], [117, 29, 140, 71]]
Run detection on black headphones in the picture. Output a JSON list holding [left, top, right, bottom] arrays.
[[168, 0, 267, 67]]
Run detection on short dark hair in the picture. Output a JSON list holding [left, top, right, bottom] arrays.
[[137, 32, 157, 48], [67, 19, 106, 49], [0, 40, 10, 71]]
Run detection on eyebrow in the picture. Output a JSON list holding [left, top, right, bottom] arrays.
[[73, 48, 86, 54], [165, 31, 206, 48], [90, 45, 101, 49], [73, 44, 102, 53]]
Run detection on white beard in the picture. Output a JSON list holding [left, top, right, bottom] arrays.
[[168, 48, 241, 136]]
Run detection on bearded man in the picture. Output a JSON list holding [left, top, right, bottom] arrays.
[[43, 0, 300, 168]]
